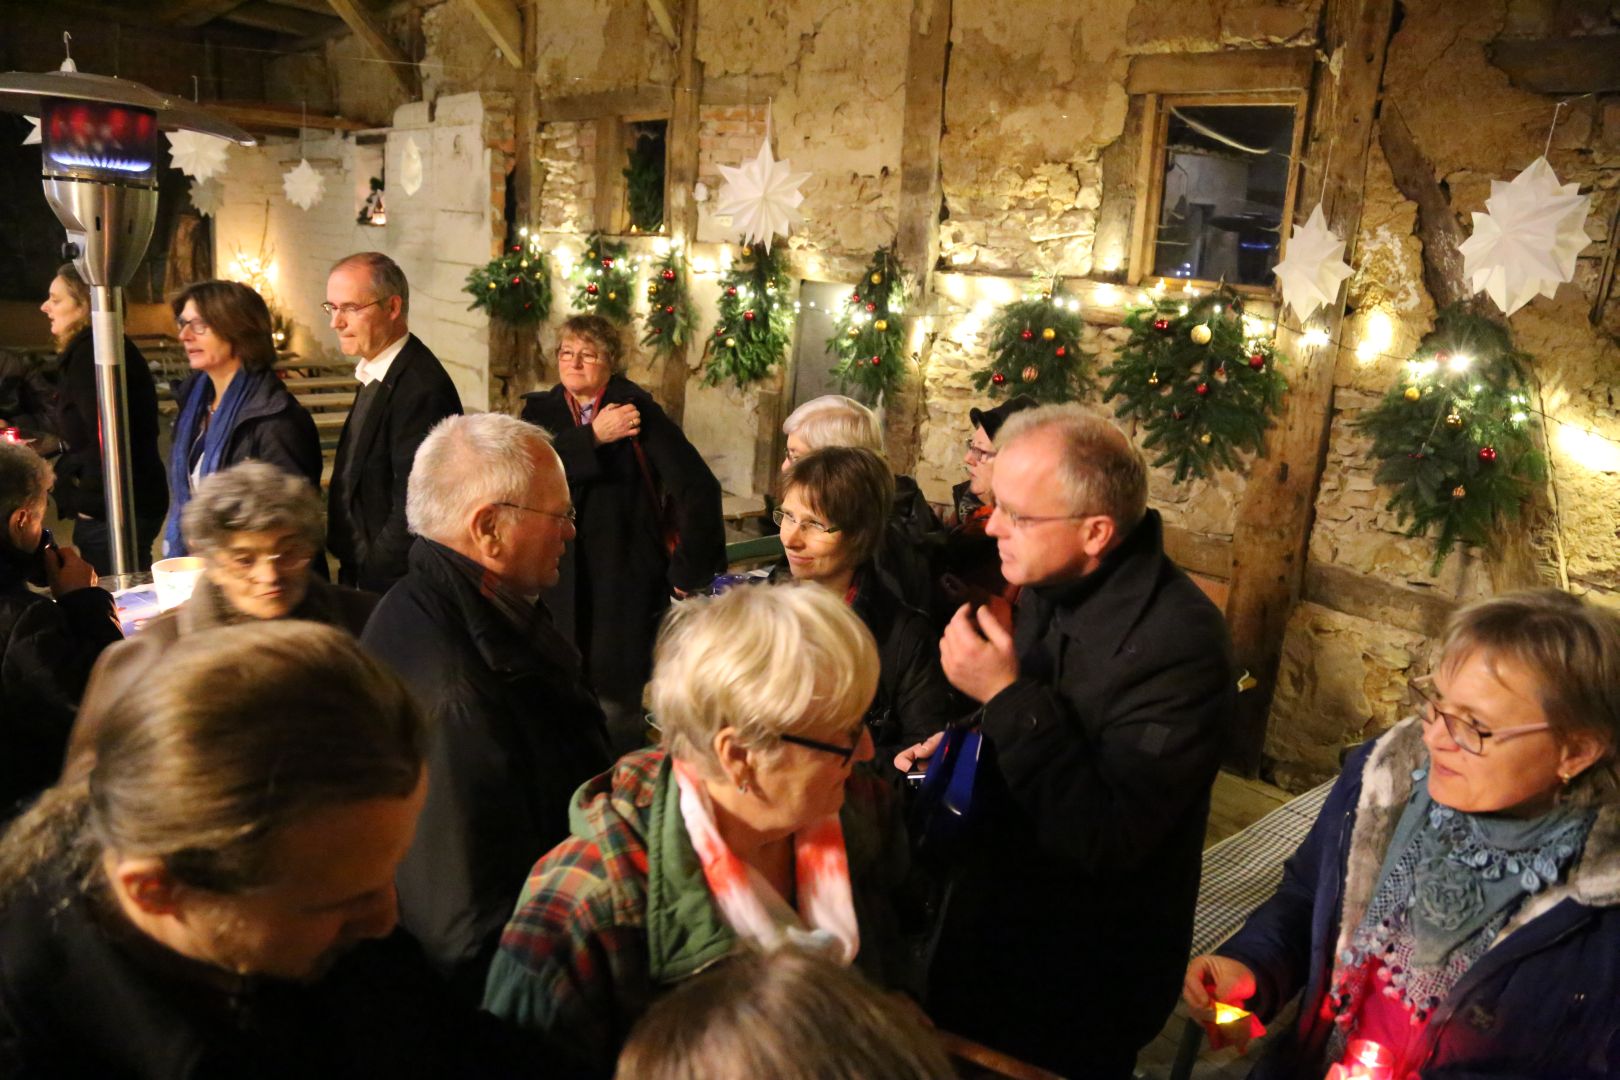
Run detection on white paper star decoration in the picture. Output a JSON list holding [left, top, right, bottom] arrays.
[[400, 137, 423, 197], [166, 130, 231, 182], [1272, 203, 1353, 320], [189, 178, 223, 217], [1457, 156, 1591, 317], [23, 116, 40, 146], [714, 139, 811, 251], [282, 158, 325, 211]]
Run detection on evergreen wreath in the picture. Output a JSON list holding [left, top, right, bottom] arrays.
[[971, 278, 1093, 404], [1356, 307, 1544, 572], [570, 232, 636, 324], [703, 243, 793, 388], [828, 246, 906, 400], [623, 128, 666, 233], [463, 231, 551, 326], [641, 248, 697, 357], [1103, 287, 1288, 481]]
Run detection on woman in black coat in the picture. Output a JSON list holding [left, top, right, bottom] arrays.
[[521, 315, 725, 755], [164, 281, 321, 557], [38, 264, 168, 572]]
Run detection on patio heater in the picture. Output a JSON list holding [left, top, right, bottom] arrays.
[[0, 56, 253, 574]]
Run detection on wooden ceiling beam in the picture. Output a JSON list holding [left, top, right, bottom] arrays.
[[206, 100, 369, 133], [457, 0, 524, 68], [220, 0, 343, 37], [159, 0, 252, 29], [324, 0, 414, 96], [1486, 37, 1620, 94]]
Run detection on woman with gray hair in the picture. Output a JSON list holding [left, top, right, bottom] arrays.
[[485, 583, 908, 1073]]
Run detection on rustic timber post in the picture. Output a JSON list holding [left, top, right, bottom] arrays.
[[886, 0, 951, 473], [659, 0, 702, 425], [1222, 0, 1397, 773]]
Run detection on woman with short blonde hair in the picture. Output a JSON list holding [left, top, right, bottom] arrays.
[[486, 584, 906, 1072]]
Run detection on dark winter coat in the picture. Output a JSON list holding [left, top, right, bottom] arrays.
[[168, 369, 323, 497], [927, 509, 1234, 1077], [875, 474, 944, 612], [0, 546, 121, 818], [521, 377, 725, 718], [1218, 718, 1620, 1080], [0, 866, 559, 1078], [361, 540, 613, 1003], [46, 330, 168, 525], [328, 335, 462, 593]]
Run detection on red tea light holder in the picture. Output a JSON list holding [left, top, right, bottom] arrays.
[[1326, 1038, 1394, 1080]]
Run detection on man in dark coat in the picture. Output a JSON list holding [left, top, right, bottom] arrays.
[[522, 315, 725, 754], [362, 412, 612, 1003], [0, 441, 120, 819], [325, 253, 462, 593], [898, 405, 1233, 1078]]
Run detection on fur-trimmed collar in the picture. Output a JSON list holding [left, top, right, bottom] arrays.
[[1336, 718, 1620, 961]]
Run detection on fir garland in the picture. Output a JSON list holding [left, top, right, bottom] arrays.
[[1102, 288, 1288, 481], [570, 232, 636, 324], [827, 246, 906, 401], [703, 243, 793, 388], [972, 280, 1094, 404], [462, 231, 552, 326], [624, 129, 666, 233], [641, 248, 697, 357], [1357, 307, 1544, 572]]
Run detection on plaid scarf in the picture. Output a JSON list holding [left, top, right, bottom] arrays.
[[671, 758, 859, 965]]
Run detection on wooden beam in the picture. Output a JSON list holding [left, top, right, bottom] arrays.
[[159, 0, 250, 29], [659, 0, 702, 424], [1163, 524, 1233, 581], [593, 114, 626, 235], [326, 0, 414, 97], [644, 0, 678, 48], [206, 100, 368, 133], [1127, 47, 1315, 95], [220, 0, 343, 37], [1486, 37, 1620, 95], [886, 0, 952, 477], [1378, 101, 1468, 310], [459, 0, 524, 68], [1303, 562, 1455, 639], [1221, 0, 1398, 775], [535, 86, 673, 122]]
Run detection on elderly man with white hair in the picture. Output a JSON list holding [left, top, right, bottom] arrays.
[[362, 412, 611, 1003]]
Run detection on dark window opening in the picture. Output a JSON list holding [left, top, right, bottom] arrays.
[[623, 120, 667, 234]]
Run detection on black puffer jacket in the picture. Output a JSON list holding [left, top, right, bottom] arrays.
[[48, 330, 168, 523]]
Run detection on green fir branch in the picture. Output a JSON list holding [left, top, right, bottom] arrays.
[[641, 248, 697, 357], [570, 232, 637, 324], [971, 279, 1095, 405], [463, 230, 551, 326], [827, 246, 907, 401], [703, 243, 794, 388]]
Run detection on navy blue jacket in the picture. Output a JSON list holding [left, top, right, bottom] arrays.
[[1219, 719, 1620, 1079]]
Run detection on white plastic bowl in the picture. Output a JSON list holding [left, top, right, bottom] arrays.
[[151, 556, 207, 611]]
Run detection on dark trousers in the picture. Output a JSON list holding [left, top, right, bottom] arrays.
[[73, 516, 162, 576]]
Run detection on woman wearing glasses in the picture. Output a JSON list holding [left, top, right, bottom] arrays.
[[485, 584, 908, 1072], [521, 314, 725, 756], [163, 281, 320, 557], [1184, 589, 1620, 1080], [771, 446, 956, 770]]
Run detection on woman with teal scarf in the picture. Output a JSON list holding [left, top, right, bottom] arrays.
[[163, 281, 321, 557], [1185, 590, 1620, 1079]]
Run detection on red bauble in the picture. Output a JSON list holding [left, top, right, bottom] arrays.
[[1479, 446, 1498, 464], [991, 372, 1006, 385], [744, 310, 756, 322], [715, 327, 725, 338], [585, 283, 598, 295], [1249, 353, 1265, 370], [726, 286, 738, 298], [850, 292, 861, 304], [1195, 382, 1209, 396], [651, 327, 663, 336], [1020, 328, 1035, 342], [1172, 408, 1185, 420], [1055, 346, 1067, 358], [602, 258, 614, 269], [664, 305, 675, 314], [1153, 318, 1171, 332], [870, 356, 881, 366], [509, 245, 521, 252], [511, 276, 523, 285], [866, 302, 876, 313], [662, 269, 676, 281]]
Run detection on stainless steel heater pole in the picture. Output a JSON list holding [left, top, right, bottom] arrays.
[[88, 285, 138, 574]]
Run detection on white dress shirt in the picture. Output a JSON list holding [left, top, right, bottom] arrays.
[[353, 333, 409, 386]]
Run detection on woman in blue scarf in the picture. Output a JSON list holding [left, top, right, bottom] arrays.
[[163, 281, 321, 557], [1184, 589, 1620, 1079]]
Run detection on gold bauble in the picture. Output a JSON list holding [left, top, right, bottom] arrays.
[[847, 326, 859, 338], [586, 250, 596, 260], [1451, 484, 1467, 499], [1021, 365, 1040, 382], [520, 260, 529, 268], [1404, 386, 1421, 402], [649, 284, 659, 295], [874, 319, 889, 331], [1199, 433, 1213, 446], [1041, 327, 1056, 341], [725, 337, 736, 348], [1445, 412, 1463, 428], [1190, 323, 1213, 346], [487, 282, 497, 290], [1147, 372, 1159, 386], [870, 272, 883, 284]]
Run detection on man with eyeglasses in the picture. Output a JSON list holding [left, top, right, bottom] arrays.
[[325, 252, 462, 593], [362, 413, 611, 1003], [894, 404, 1234, 1078]]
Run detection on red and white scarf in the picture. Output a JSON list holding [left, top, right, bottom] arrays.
[[672, 759, 860, 964]]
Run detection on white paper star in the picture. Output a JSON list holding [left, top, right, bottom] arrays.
[[189, 178, 223, 217], [23, 116, 40, 146], [714, 139, 811, 251], [282, 158, 325, 211], [1457, 156, 1591, 317], [1272, 203, 1353, 320], [400, 136, 423, 196], [166, 130, 231, 182]]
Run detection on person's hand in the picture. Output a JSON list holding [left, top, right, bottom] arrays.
[[591, 403, 641, 445], [940, 603, 1018, 703], [1183, 955, 1263, 1053], [893, 731, 945, 774], [45, 545, 97, 597]]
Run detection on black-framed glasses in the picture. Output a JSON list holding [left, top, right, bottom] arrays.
[[557, 345, 605, 366], [175, 317, 211, 337], [497, 501, 577, 524], [779, 723, 866, 765], [964, 439, 996, 464], [772, 507, 840, 537], [1407, 675, 1550, 756], [321, 299, 386, 318]]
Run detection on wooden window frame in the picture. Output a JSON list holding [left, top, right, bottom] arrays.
[[1128, 88, 1309, 297]]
